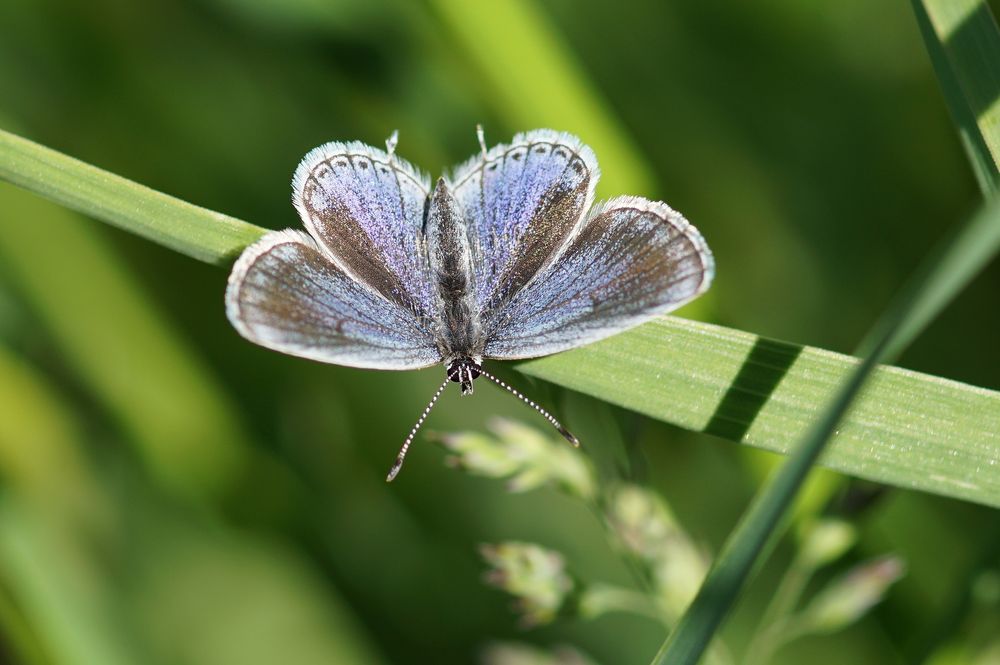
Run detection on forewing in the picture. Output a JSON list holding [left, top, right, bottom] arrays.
[[292, 141, 436, 323], [483, 197, 714, 359], [447, 129, 598, 312], [226, 230, 442, 370]]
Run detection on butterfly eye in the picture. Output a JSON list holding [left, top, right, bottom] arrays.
[[446, 359, 481, 383]]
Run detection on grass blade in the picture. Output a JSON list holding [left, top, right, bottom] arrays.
[[913, 0, 1000, 191], [0, 128, 266, 265], [519, 314, 1000, 508]]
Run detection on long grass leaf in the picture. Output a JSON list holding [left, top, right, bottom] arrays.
[[520, 313, 1000, 509], [0, 128, 266, 265], [914, 0, 1000, 192]]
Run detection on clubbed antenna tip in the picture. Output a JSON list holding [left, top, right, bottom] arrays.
[[386, 456, 404, 482], [476, 124, 487, 158], [386, 375, 450, 482], [558, 425, 580, 447], [477, 367, 580, 449]]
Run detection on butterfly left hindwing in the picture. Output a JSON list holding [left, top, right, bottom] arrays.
[[226, 229, 441, 370]]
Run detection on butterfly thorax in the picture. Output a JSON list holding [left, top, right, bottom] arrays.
[[427, 178, 484, 367]]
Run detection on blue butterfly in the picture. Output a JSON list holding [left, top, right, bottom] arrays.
[[226, 128, 714, 480]]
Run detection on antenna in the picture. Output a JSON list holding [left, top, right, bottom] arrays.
[[477, 367, 580, 447], [386, 375, 451, 482], [386, 364, 578, 482], [476, 124, 488, 159]]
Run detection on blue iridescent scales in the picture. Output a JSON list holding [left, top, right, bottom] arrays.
[[225, 128, 714, 479], [448, 132, 598, 314]]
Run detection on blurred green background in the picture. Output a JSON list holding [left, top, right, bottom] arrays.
[[1, 0, 999, 663]]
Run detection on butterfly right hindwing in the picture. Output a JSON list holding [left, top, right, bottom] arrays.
[[483, 196, 714, 360]]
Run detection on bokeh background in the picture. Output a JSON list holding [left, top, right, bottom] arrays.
[[1, 1, 999, 664]]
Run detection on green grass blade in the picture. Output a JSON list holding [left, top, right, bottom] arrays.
[[519, 313, 1000, 509], [0, 128, 266, 265], [914, 0, 1000, 192]]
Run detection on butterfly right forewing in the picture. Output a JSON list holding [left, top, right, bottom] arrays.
[[447, 129, 599, 315]]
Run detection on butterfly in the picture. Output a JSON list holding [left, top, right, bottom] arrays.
[[226, 128, 714, 480]]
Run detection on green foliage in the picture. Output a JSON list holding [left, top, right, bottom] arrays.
[[0, 183, 251, 496], [522, 317, 1000, 507], [0, 0, 998, 664], [436, 418, 596, 499], [446, 421, 902, 665], [657, 1, 1000, 662]]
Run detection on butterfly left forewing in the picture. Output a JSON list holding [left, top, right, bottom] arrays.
[[292, 141, 436, 325], [482, 196, 714, 360]]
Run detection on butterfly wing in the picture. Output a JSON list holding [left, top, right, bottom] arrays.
[[292, 140, 437, 324], [226, 230, 442, 370], [447, 129, 599, 314], [482, 197, 714, 359]]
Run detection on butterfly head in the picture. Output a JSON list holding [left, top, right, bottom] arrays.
[[447, 357, 482, 395]]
